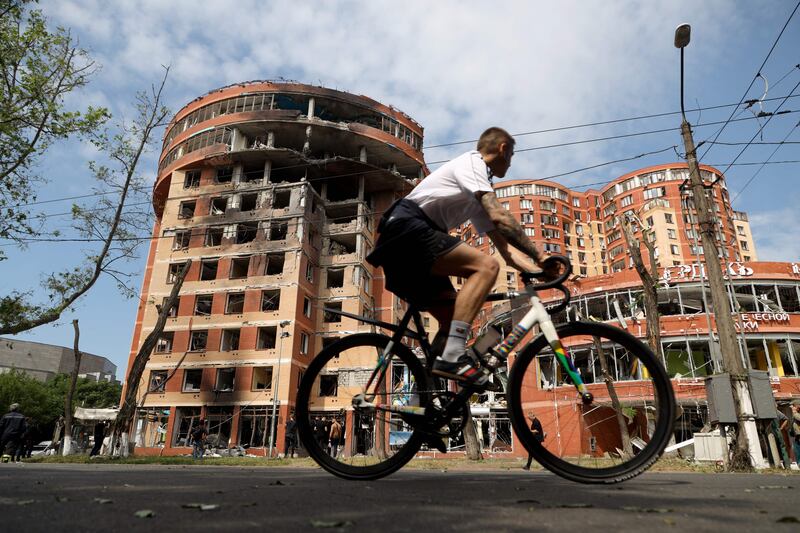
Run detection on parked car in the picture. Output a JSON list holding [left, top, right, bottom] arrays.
[[30, 441, 54, 456]]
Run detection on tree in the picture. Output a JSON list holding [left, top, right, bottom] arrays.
[[0, 67, 170, 335], [0, 0, 109, 252], [618, 213, 662, 363], [110, 260, 191, 455]]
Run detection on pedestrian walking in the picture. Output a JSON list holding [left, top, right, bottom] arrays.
[[0, 403, 27, 463], [284, 413, 298, 458], [89, 421, 107, 457], [791, 404, 800, 465], [523, 413, 544, 470], [329, 418, 343, 457], [191, 419, 207, 460]]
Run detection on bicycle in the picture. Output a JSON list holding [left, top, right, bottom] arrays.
[[296, 256, 676, 483]]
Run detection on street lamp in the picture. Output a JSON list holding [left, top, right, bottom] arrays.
[[674, 23, 691, 119], [673, 23, 765, 469], [268, 320, 291, 458]]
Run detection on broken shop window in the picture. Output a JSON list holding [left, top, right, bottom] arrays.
[[210, 197, 228, 215]]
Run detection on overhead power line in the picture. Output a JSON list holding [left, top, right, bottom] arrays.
[[699, 0, 800, 161]]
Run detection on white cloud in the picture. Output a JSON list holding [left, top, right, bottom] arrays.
[[748, 207, 800, 262]]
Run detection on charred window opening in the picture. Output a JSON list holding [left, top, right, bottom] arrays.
[[272, 190, 291, 209], [257, 326, 277, 350], [328, 234, 356, 255], [200, 259, 218, 280], [205, 227, 223, 247], [155, 332, 174, 353], [237, 222, 259, 244], [220, 329, 240, 351], [189, 330, 208, 351], [149, 370, 167, 392], [240, 193, 258, 212], [215, 367, 235, 391], [325, 204, 358, 227], [319, 374, 338, 397], [326, 177, 359, 202], [252, 367, 273, 390], [183, 369, 202, 392], [270, 167, 303, 184], [324, 302, 342, 323], [230, 256, 250, 279], [194, 294, 213, 316], [261, 289, 281, 311], [225, 292, 245, 314], [184, 170, 201, 188], [172, 230, 191, 250], [241, 164, 263, 183], [265, 253, 285, 275], [210, 197, 228, 215], [269, 221, 288, 241], [327, 267, 345, 288], [216, 166, 233, 183], [178, 201, 196, 219]]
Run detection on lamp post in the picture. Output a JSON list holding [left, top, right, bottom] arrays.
[[268, 320, 291, 458], [674, 24, 765, 469]]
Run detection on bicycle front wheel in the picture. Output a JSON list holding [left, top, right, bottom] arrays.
[[508, 321, 675, 484], [296, 333, 432, 480]]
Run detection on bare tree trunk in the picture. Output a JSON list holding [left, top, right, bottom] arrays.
[[619, 216, 662, 361], [62, 319, 82, 456], [110, 260, 191, 455], [594, 336, 633, 458], [463, 408, 483, 460]]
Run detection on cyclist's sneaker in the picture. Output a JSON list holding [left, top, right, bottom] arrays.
[[432, 354, 491, 387]]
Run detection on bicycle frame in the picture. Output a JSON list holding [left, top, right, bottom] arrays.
[[338, 285, 591, 418]]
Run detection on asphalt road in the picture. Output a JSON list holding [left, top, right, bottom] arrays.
[[0, 464, 798, 532]]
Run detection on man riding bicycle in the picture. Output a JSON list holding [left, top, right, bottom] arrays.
[[367, 127, 557, 388]]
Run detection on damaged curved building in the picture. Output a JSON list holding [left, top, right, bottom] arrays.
[[127, 82, 425, 454]]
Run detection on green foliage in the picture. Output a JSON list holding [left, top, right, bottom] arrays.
[[0, 369, 121, 425], [0, 0, 110, 248]]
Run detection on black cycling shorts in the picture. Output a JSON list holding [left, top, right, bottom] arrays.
[[366, 199, 461, 309]]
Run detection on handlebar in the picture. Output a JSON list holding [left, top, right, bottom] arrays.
[[520, 255, 572, 290]]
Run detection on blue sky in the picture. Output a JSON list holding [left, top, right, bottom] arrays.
[[3, 0, 799, 378]]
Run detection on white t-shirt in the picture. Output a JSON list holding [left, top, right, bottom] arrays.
[[405, 151, 495, 233]]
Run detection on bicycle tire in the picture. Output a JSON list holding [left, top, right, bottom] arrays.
[[508, 321, 675, 484], [296, 333, 432, 480]]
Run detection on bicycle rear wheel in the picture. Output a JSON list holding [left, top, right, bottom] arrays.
[[508, 321, 675, 484], [296, 333, 432, 480]]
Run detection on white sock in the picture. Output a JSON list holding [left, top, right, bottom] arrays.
[[441, 321, 470, 363]]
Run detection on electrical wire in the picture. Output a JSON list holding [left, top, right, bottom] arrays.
[[698, 0, 800, 161], [13, 107, 800, 212], [732, 118, 800, 202]]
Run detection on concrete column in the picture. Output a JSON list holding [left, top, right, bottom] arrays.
[[303, 125, 312, 154], [358, 176, 365, 201], [232, 165, 243, 186], [359, 146, 367, 163], [263, 159, 272, 183], [307, 97, 315, 118], [229, 405, 241, 447], [266, 131, 275, 148]]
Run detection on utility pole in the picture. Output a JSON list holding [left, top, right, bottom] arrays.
[[675, 23, 765, 469], [268, 320, 291, 458]]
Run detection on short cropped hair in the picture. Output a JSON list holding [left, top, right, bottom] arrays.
[[477, 127, 515, 153]]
